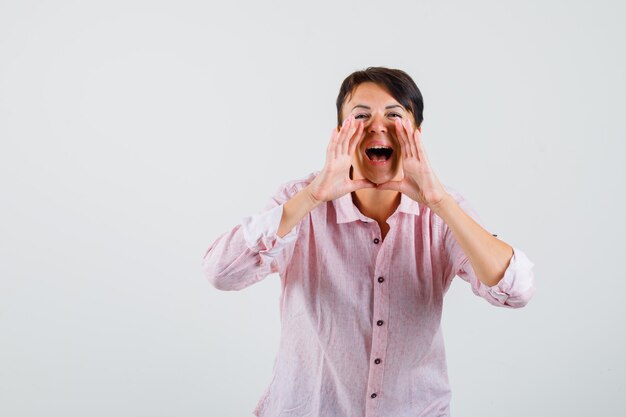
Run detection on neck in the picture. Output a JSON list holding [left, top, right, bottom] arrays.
[[351, 188, 401, 223], [349, 165, 402, 222]]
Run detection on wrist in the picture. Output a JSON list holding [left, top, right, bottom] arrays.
[[304, 184, 324, 207], [429, 192, 455, 215]]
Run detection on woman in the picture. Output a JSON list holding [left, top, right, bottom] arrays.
[[202, 67, 536, 417]]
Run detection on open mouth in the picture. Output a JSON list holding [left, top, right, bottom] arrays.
[[365, 146, 394, 162]]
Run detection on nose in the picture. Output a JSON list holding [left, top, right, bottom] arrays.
[[368, 113, 388, 134]]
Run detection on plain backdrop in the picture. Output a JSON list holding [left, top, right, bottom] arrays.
[[1, 0, 625, 416]]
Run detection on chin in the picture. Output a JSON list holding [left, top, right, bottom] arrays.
[[366, 171, 396, 186]]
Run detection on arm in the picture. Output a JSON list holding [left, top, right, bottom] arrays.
[[202, 114, 375, 291], [433, 194, 512, 287], [277, 185, 321, 238], [279, 114, 386, 238], [377, 117, 535, 308], [201, 182, 304, 291], [437, 191, 536, 308]]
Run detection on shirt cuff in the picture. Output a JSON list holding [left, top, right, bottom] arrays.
[[485, 246, 536, 307], [240, 204, 298, 257]]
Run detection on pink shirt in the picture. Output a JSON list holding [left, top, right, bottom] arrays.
[[202, 171, 536, 417]]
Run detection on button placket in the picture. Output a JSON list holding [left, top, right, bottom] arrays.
[[365, 238, 392, 411], [373, 278, 384, 363]]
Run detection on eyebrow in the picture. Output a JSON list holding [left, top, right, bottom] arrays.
[[351, 104, 404, 111]]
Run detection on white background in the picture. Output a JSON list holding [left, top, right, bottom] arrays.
[[1, 0, 624, 416]]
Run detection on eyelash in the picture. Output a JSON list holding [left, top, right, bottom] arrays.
[[354, 113, 402, 119]]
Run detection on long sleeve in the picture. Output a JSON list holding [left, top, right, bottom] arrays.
[[201, 182, 302, 291], [441, 189, 536, 308]]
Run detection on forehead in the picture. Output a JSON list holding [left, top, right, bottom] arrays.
[[345, 82, 399, 106]]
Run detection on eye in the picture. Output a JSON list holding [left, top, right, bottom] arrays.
[[354, 114, 370, 119], [388, 113, 402, 118]]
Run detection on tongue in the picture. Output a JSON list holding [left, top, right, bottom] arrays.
[[370, 154, 388, 162]]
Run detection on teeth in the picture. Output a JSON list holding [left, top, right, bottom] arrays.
[[365, 146, 393, 162]]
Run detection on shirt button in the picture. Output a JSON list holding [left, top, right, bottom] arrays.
[[373, 238, 380, 244], [376, 320, 384, 326], [377, 276, 384, 283], [374, 358, 381, 364], [371, 393, 377, 399]]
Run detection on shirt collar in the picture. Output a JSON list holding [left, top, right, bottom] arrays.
[[332, 191, 421, 224]]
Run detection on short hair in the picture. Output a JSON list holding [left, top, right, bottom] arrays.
[[336, 67, 424, 128]]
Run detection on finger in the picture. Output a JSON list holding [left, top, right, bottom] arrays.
[[328, 126, 339, 159], [348, 120, 365, 155], [339, 116, 354, 154], [413, 129, 429, 165], [404, 119, 419, 161], [335, 116, 352, 157], [336, 115, 352, 154], [395, 117, 411, 159], [401, 117, 415, 159], [339, 115, 358, 155], [376, 180, 403, 193]]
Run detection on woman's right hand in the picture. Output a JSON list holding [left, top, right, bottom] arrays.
[[307, 114, 377, 203]]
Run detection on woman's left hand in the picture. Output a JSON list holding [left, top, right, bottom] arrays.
[[376, 118, 449, 210]]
